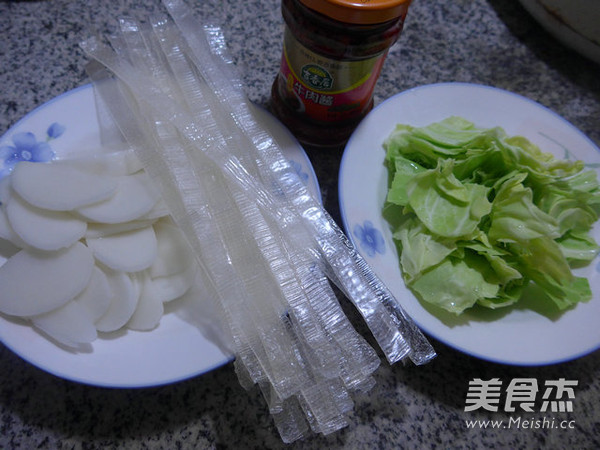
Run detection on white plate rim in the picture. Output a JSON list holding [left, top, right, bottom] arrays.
[[518, 0, 600, 66], [339, 81, 600, 366], [0, 83, 321, 387]]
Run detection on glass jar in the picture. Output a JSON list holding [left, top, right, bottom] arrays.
[[270, 0, 411, 149]]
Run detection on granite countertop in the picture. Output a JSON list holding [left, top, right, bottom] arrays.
[[1, 0, 599, 448]]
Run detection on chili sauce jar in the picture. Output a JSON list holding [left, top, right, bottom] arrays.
[[270, 0, 411, 148]]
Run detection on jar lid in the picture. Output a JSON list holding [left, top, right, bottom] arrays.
[[299, 0, 411, 25]]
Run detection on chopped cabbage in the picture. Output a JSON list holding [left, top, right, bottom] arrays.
[[383, 116, 600, 314]]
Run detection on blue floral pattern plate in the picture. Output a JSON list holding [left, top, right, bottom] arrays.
[[339, 82, 600, 366], [0, 84, 321, 387]]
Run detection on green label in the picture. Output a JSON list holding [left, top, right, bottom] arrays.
[[300, 64, 334, 91]]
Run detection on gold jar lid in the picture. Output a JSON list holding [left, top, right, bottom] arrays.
[[299, 0, 411, 25]]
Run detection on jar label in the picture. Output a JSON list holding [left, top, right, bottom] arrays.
[[278, 29, 387, 123]]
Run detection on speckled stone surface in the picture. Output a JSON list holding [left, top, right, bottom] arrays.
[[1, 0, 599, 448]]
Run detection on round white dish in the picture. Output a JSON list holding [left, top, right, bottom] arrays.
[[339, 82, 600, 366], [519, 0, 600, 65], [0, 84, 321, 387]]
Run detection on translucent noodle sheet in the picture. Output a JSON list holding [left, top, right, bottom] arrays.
[[80, 0, 435, 442]]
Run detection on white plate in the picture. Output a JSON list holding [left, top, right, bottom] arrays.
[[339, 82, 600, 366], [519, 0, 600, 65], [0, 84, 321, 387]]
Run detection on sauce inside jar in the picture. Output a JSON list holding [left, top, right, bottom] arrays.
[[270, 0, 411, 148]]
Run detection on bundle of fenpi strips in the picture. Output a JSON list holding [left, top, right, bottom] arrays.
[[80, 0, 435, 442]]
